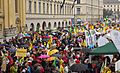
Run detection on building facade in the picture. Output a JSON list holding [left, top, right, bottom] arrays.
[[75, 0, 103, 23], [0, 0, 26, 39], [26, 0, 74, 31], [103, 0, 120, 17]]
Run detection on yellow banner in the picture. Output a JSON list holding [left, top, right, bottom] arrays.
[[16, 49, 27, 57]]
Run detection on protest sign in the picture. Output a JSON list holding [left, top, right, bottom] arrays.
[[16, 49, 27, 57]]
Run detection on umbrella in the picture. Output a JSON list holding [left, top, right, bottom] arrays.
[[50, 44, 57, 49], [33, 46, 38, 49], [46, 57, 57, 61], [37, 55, 50, 59], [9, 48, 16, 52], [81, 48, 91, 53], [73, 47, 82, 51], [24, 33, 31, 37], [48, 49, 59, 55], [20, 44, 29, 48], [0, 44, 11, 47], [89, 42, 118, 55], [103, 33, 111, 39], [51, 32, 57, 36], [52, 54, 62, 57], [17, 33, 24, 38], [69, 63, 87, 72], [63, 29, 69, 32], [52, 37, 58, 40], [98, 36, 109, 47]]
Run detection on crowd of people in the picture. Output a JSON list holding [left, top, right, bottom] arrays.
[[0, 20, 120, 73]]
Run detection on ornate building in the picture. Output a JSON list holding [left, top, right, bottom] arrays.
[[75, 0, 103, 23], [26, 0, 74, 31], [0, 0, 26, 39], [103, 0, 120, 17]]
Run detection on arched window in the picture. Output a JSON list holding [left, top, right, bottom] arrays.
[[54, 22, 57, 28], [58, 22, 61, 28], [42, 21, 46, 30], [36, 23, 40, 32], [62, 22, 64, 27], [65, 21, 67, 27], [48, 22, 51, 29], [69, 21, 71, 25], [30, 23, 34, 31], [25, 24, 28, 31]]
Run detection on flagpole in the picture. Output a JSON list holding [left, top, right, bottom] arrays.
[[74, 4, 75, 27]]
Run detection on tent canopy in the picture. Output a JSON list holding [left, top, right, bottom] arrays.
[[89, 42, 119, 55]]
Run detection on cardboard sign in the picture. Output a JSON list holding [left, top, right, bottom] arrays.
[[16, 49, 27, 57]]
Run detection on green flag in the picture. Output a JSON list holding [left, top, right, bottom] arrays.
[[53, 59, 57, 67]]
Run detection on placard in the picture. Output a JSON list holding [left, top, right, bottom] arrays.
[[16, 49, 27, 57]]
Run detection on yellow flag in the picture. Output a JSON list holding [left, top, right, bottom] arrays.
[[48, 35, 52, 47], [29, 42, 33, 51], [91, 25, 94, 30], [60, 64, 64, 73], [33, 34, 36, 43], [19, 57, 24, 63]]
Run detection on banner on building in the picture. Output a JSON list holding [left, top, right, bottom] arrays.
[[16, 49, 27, 57]]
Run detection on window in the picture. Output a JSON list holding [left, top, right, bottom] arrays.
[[114, 5, 116, 7], [39, 2, 41, 13], [0, 0, 1, 9], [63, 6, 64, 14], [111, 5, 112, 7], [77, 8, 80, 15], [47, 3, 49, 14], [54, 22, 57, 27], [107, 5, 109, 7], [114, 9, 116, 11], [57, 5, 59, 14], [60, 4, 61, 14], [43, 3, 45, 14], [15, 0, 18, 13], [54, 4, 56, 14], [65, 5, 66, 14], [77, 0, 80, 4], [50, 4, 52, 14], [117, 9, 119, 11], [29, 1, 32, 13], [104, 5, 105, 7], [67, 5, 69, 14], [48, 23, 51, 29], [34, 2, 36, 13], [62, 22, 64, 27]]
